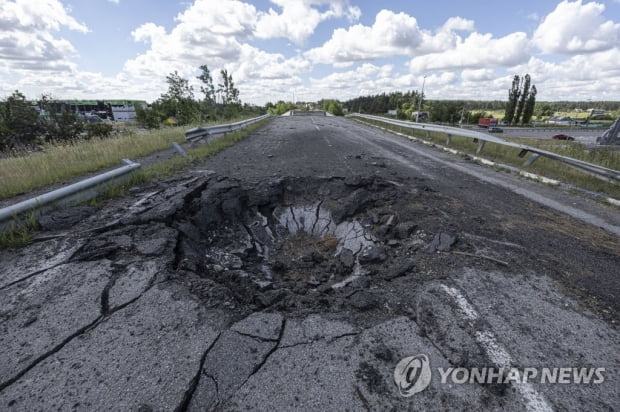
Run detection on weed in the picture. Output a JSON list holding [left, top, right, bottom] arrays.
[[0, 210, 37, 249], [0, 117, 259, 201], [358, 118, 620, 198], [80, 119, 269, 206]]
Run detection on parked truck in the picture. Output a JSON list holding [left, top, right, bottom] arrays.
[[478, 117, 498, 128]]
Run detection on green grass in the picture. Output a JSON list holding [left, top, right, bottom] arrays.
[[360, 118, 620, 198], [85, 119, 269, 206], [0, 118, 270, 250], [478, 109, 618, 124], [0, 117, 258, 201], [0, 210, 37, 249], [0, 127, 184, 200]]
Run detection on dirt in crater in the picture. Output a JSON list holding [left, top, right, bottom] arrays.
[[164, 173, 520, 315]]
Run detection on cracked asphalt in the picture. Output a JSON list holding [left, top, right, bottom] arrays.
[[0, 115, 618, 411]]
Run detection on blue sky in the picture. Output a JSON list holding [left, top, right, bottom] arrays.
[[1, 0, 619, 104]]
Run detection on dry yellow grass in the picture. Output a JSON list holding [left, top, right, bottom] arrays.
[[0, 128, 185, 200]]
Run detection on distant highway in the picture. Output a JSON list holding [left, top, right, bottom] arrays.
[[499, 127, 602, 142]]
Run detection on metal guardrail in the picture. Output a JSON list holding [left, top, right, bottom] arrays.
[[185, 114, 271, 142], [349, 113, 620, 182], [1, 115, 272, 235], [0, 159, 141, 232]]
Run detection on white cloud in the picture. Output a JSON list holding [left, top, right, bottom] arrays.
[[0, 0, 88, 71], [123, 0, 258, 81], [131, 22, 166, 44], [508, 48, 620, 100], [1, 0, 619, 104], [305, 11, 478, 65], [461, 68, 496, 82], [233, 45, 311, 82], [120, 0, 321, 102], [533, 0, 620, 54], [305, 9, 424, 64], [255, 0, 360, 45], [441, 16, 475, 32], [409, 32, 530, 72]]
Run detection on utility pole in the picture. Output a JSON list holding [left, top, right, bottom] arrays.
[[416, 75, 427, 122]]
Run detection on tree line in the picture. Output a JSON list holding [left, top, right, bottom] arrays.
[[136, 65, 262, 128], [0, 65, 261, 151], [0, 91, 114, 151]]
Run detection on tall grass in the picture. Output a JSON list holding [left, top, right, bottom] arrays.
[[361, 119, 620, 198], [0, 117, 258, 201], [0, 128, 184, 200], [0, 119, 270, 249]]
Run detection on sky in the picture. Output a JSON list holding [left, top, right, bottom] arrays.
[[0, 0, 619, 104]]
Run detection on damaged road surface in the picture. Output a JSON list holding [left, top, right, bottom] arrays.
[[1, 116, 618, 411]]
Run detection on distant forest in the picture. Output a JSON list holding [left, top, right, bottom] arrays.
[[342, 91, 620, 123]]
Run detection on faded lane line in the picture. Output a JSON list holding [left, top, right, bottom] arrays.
[[310, 117, 320, 131], [440, 284, 553, 412]]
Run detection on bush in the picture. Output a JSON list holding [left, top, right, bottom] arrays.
[[42, 110, 84, 143], [0, 90, 44, 151], [135, 105, 162, 129], [85, 122, 114, 139]]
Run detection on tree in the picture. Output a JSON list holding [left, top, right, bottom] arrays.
[[157, 71, 199, 125], [197, 65, 216, 103], [537, 103, 553, 118], [37, 95, 85, 143], [197, 65, 217, 121], [522, 85, 537, 124], [321, 99, 344, 116], [504, 75, 521, 125], [135, 104, 162, 129], [217, 69, 240, 105], [514, 74, 530, 125], [217, 69, 240, 119], [268, 101, 295, 115], [504, 74, 537, 125], [0, 90, 44, 150]]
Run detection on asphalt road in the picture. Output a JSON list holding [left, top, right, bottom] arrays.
[[0, 115, 618, 411]]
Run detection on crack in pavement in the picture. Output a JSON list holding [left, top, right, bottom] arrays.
[[235, 317, 286, 394], [279, 331, 361, 350], [0, 314, 101, 393], [174, 331, 223, 412], [232, 330, 280, 343], [0, 243, 84, 291], [204, 371, 220, 403], [0, 276, 166, 394], [355, 385, 372, 412]]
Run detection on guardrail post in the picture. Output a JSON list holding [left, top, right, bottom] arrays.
[[350, 113, 619, 182], [172, 142, 188, 158], [523, 153, 540, 166], [446, 134, 452, 145], [476, 140, 486, 154]]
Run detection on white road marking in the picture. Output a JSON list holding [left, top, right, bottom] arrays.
[[440, 284, 553, 412], [311, 117, 320, 131]]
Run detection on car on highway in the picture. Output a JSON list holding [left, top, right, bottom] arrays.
[[487, 126, 503, 133], [552, 134, 575, 141]]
